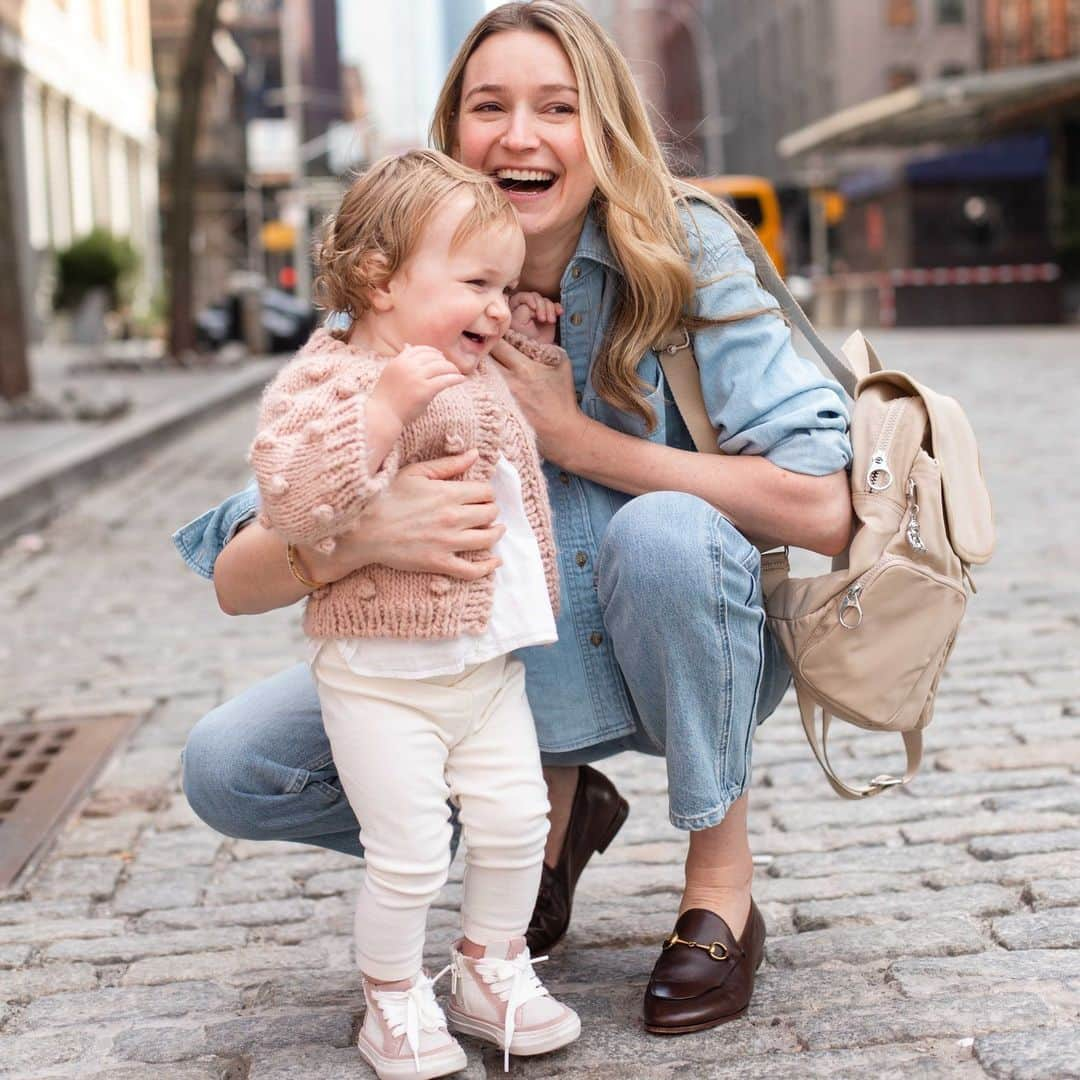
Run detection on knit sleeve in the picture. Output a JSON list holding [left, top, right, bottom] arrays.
[[249, 351, 402, 550], [503, 330, 567, 369]]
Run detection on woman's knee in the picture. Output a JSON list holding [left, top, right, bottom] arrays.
[[598, 490, 757, 603]]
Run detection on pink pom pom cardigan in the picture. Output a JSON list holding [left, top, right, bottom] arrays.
[[250, 328, 560, 640]]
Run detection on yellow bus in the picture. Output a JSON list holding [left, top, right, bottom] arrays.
[[688, 175, 786, 278]]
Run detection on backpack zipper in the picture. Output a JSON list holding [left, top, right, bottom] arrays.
[[865, 399, 907, 493], [906, 476, 926, 553], [839, 583, 864, 629]]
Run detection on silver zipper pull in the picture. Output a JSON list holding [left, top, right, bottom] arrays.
[[906, 477, 926, 553], [866, 453, 893, 492], [839, 583, 864, 629]]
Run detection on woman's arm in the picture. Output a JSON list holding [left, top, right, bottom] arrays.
[[213, 451, 505, 615], [548, 410, 851, 555]]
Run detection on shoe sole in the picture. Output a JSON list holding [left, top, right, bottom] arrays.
[[446, 1008, 581, 1056], [357, 1035, 467, 1079]]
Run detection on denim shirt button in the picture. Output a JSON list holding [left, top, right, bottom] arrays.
[[575, 551, 588, 568], [589, 631, 604, 647], [569, 312, 583, 326], [558, 471, 570, 485], [571, 264, 582, 279]]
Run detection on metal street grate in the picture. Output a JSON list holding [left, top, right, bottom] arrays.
[[0, 714, 141, 888]]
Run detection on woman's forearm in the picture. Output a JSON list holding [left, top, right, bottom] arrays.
[[213, 521, 319, 615], [553, 414, 852, 555]]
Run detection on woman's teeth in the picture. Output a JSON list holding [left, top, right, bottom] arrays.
[[495, 169, 556, 192]]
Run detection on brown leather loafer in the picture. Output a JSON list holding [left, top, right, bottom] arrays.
[[643, 902, 766, 1034], [525, 764, 629, 954]]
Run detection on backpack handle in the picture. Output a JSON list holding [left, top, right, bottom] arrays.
[[796, 689, 923, 799]]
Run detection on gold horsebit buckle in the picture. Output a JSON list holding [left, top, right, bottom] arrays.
[[662, 931, 729, 962]]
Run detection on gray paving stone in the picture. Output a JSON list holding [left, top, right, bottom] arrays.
[[43, 926, 248, 964], [121, 940, 349, 986], [983, 786, 1080, 813], [974, 1027, 1080, 1079], [0, 1029, 96, 1073], [78, 1062, 242, 1080], [137, 897, 316, 931], [29, 856, 125, 900], [770, 794, 984, 832], [111, 868, 210, 914], [753, 871, 904, 905], [795, 992, 1052, 1051], [923, 848, 1080, 889], [0, 916, 126, 946], [246, 1044, 369, 1080], [0, 961, 98, 1002], [767, 916, 987, 968], [901, 810, 1077, 845], [133, 827, 223, 869], [110, 1023, 209, 1063], [767, 842, 956, 879], [903, 767, 1075, 799], [0, 943, 33, 967], [886, 948, 1080, 997], [992, 907, 1080, 950], [11, 981, 242, 1030], [792, 883, 1019, 931], [203, 1006, 355, 1054], [969, 827, 1080, 861], [53, 814, 144, 857], [935, 740, 1080, 772], [0, 898, 91, 924], [1023, 877, 1080, 911]]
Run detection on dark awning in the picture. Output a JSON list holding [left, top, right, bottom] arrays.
[[778, 57, 1080, 159]]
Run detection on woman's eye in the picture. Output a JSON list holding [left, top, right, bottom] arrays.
[[472, 102, 501, 113], [547, 104, 575, 115]]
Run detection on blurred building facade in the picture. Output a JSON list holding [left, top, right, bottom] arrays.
[[983, 0, 1080, 67], [152, 0, 350, 314], [1, 0, 161, 342]]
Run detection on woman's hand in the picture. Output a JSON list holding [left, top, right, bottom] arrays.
[[213, 449, 503, 615], [489, 336, 586, 461]]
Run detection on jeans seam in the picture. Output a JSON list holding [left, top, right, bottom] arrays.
[[709, 514, 735, 798]]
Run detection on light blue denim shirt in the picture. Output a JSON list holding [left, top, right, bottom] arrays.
[[173, 200, 851, 754]]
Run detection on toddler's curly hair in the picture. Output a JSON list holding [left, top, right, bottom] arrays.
[[313, 149, 518, 319]]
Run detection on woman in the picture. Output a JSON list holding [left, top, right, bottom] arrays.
[[175, 1, 852, 1035]]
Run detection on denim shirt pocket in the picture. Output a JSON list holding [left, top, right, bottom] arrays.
[[583, 351, 668, 445]]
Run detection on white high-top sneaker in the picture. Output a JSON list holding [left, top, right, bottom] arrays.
[[357, 968, 468, 1080], [446, 939, 581, 1071]]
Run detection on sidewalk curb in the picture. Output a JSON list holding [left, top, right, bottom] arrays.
[[0, 360, 278, 547]]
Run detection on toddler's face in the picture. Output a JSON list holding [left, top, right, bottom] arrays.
[[383, 192, 525, 375]]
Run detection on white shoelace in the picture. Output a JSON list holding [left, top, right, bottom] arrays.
[[467, 951, 550, 1072], [372, 965, 452, 1073]]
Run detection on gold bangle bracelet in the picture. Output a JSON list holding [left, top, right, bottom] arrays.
[[286, 543, 326, 591]]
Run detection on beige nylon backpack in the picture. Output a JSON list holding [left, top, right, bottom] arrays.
[[657, 214, 995, 799]]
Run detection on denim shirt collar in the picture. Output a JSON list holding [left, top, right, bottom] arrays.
[[565, 204, 621, 280]]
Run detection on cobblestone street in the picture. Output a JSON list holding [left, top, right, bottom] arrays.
[[1, 327, 1077, 1078]]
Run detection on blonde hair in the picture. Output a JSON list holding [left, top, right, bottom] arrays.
[[431, 1, 768, 430], [314, 149, 518, 319]]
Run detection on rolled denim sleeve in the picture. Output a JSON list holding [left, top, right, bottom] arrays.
[[171, 480, 260, 580], [687, 209, 852, 476]]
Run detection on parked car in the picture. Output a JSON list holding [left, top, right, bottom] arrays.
[[196, 288, 317, 354]]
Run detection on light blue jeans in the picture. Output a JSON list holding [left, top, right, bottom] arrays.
[[182, 491, 790, 851]]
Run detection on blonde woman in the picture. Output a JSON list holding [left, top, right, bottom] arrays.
[[175, 1, 852, 1037]]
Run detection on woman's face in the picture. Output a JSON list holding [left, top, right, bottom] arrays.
[[456, 30, 597, 243]]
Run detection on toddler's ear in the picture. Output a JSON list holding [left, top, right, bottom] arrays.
[[357, 252, 394, 312]]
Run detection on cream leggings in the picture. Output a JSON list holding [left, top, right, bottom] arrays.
[[313, 643, 550, 980]]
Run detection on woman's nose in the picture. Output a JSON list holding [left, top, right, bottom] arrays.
[[500, 107, 540, 151]]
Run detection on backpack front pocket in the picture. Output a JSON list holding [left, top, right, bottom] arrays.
[[795, 557, 966, 731]]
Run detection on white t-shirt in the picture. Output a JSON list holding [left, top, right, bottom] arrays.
[[308, 456, 557, 679]]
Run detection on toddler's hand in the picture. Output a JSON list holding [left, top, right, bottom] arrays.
[[509, 292, 562, 345], [373, 345, 466, 426]]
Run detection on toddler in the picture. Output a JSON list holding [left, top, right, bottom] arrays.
[[249, 150, 579, 1080]]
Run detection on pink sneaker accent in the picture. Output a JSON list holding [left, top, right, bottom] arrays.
[[357, 968, 467, 1079], [446, 939, 581, 1071]]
